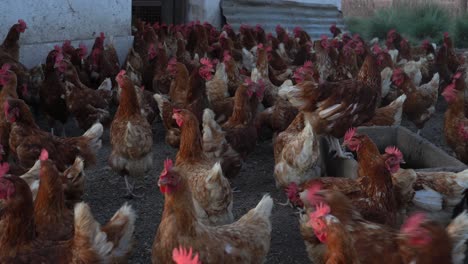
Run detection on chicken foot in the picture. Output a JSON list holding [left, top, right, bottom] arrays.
[[326, 135, 354, 159], [124, 175, 144, 199]]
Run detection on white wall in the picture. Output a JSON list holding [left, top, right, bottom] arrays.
[[0, 0, 133, 68], [187, 0, 222, 28]]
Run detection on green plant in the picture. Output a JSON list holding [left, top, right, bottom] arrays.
[[453, 13, 468, 48], [346, 3, 453, 46]]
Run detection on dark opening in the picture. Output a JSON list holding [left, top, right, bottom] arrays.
[[132, 0, 163, 24]]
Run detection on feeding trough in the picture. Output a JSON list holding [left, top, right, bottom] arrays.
[[320, 126, 466, 178], [357, 126, 466, 172]]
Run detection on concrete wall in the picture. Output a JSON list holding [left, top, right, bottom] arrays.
[[187, 0, 222, 28], [0, 0, 133, 68]]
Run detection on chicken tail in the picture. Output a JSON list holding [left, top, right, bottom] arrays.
[[101, 203, 137, 260], [97, 78, 112, 92], [413, 185, 443, 211], [82, 122, 104, 155], [253, 194, 274, 220], [454, 169, 468, 189], [202, 108, 224, 156], [446, 211, 468, 264], [388, 94, 407, 126], [73, 202, 113, 260]]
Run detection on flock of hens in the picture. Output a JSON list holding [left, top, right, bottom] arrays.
[[0, 16, 468, 264]]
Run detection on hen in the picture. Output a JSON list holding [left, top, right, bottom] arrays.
[[279, 54, 382, 159], [40, 47, 69, 136], [273, 112, 322, 189], [302, 187, 468, 264], [202, 108, 242, 179], [363, 94, 407, 126], [0, 19, 27, 61], [394, 167, 468, 225], [60, 58, 112, 130], [6, 98, 103, 171], [109, 70, 153, 198], [391, 69, 439, 133], [152, 159, 273, 263], [173, 109, 233, 225], [0, 172, 137, 263], [0, 64, 20, 161], [442, 70, 468, 163], [33, 149, 74, 241], [222, 79, 263, 159], [297, 129, 400, 226]]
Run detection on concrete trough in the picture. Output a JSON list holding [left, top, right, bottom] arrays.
[[357, 126, 467, 172], [320, 126, 466, 178]]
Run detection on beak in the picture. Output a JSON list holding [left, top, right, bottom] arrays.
[[400, 159, 406, 164], [158, 177, 170, 187]]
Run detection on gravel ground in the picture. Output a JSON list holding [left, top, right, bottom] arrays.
[[46, 96, 454, 264]]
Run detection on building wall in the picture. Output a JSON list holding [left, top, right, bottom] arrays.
[[0, 0, 133, 68], [187, 0, 222, 27]]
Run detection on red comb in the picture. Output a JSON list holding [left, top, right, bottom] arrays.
[[100, 32, 105, 39], [401, 212, 426, 234], [18, 19, 27, 30], [63, 40, 72, 48], [200, 57, 212, 67], [169, 57, 177, 65], [303, 61, 313, 69], [40, 149, 48, 161], [344, 127, 357, 143], [54, 45, 61, 52], [385, 146, 403, 160], [310, 203, 331, 220], [444, 32, 449, 38], [172, 246, 201, 264], [117, 70, 126, 77], [79, 43, 88, 55], [164, 158, 173, 172], [257, 43, 264, 50], [306, 182, 323, 206], [0, 162, 9, 178], [453, 72, 463, 80], [0, 64, 11, 74]]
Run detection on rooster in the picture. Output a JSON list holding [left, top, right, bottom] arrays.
[[5, 97, 103, 172], [279, 54, 382, 159], [152, 159, 273, 263], [109, 70, 153, 198]]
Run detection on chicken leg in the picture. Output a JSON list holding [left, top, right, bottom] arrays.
[[124, 175, 144, 199], [326, 135, 354, 159]]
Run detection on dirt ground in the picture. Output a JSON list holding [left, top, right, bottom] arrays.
[[50, 96, 454, 264]]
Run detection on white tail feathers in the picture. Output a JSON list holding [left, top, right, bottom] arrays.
[[380, 67, 393, 98], [106, 203, 137, 258], [205, 162, 224, 188], [254, 194, 274, 220], [413, 185, 443, 211], [83, 122, 104, 153], [203, 108, 216, 125], [278, 84, 306, 108], [74, 203, 113, 259], [98, 78, 112, 91], [446, 211, 468, 264], [455, 169, 468, 189], [430, 73, 440, 84]]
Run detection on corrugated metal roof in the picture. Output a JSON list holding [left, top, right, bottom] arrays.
[[221, 0, 345, 39]]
